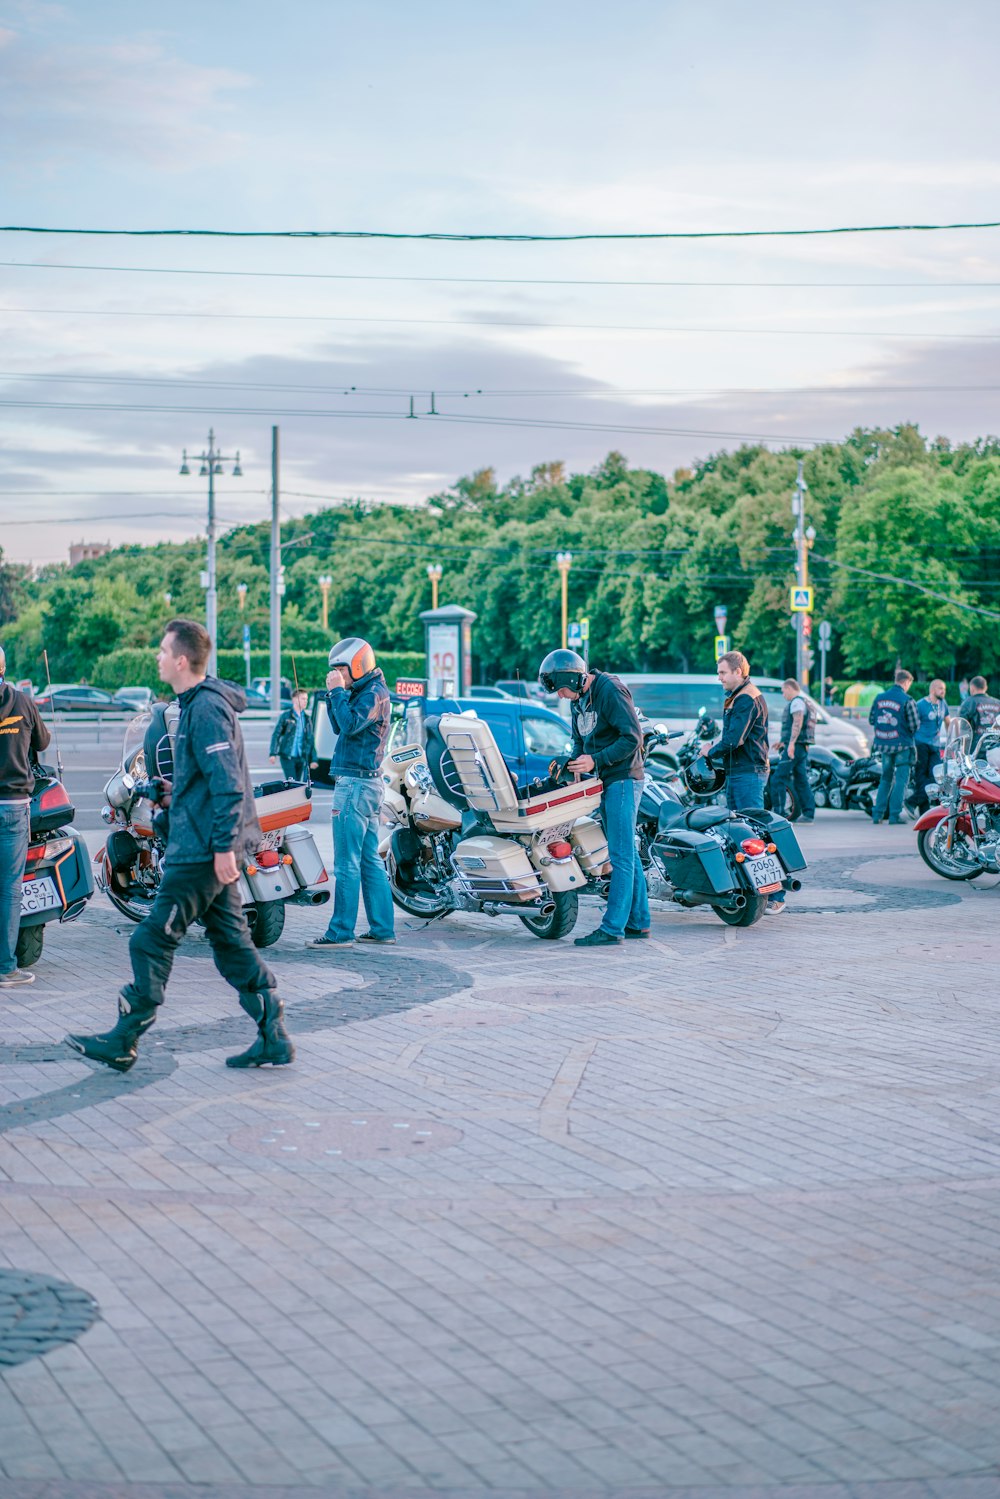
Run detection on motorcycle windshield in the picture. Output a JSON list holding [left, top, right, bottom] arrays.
[[120, 710, 153, 774], [942, 717, 972, 780]]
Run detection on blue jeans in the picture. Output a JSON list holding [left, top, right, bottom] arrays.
[[0, 802, 31, 974], [601, 778, 650, 938], [768, 744, 816, 819], [726, 770, 784, 903], [324, 777, 395, 942], [873, 746, 914, 822]]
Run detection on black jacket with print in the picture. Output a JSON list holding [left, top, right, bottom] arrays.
[[0, 681, 51, 798]]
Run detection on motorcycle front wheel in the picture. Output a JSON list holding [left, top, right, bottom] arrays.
[[916, 823, 984, 880], [104, 883, 157, 923], [518, 890, 578, 940], [711, 893, 768, 927]]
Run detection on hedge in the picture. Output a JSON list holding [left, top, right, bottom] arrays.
[[90, 647, 424, 695]]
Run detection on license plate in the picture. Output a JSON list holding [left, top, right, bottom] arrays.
[[746, 854, 784, 893], [20, 875, 61, 916]]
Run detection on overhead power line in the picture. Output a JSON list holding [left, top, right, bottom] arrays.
[[814, 553, 1000, 621], [4, 259, 1000, 290], [4, 219, 1000, 241], [3, 304, 998, 340]]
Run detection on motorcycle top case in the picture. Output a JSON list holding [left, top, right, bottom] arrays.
[[653, 828, 735, 895], [738, 808, 807, 872]]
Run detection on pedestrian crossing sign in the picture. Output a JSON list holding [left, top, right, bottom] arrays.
[[790, 586, 813, 612]]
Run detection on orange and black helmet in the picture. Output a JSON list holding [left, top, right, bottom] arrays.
[[328, 637, 376, 681]]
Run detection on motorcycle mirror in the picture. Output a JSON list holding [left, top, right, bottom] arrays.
[[654, 722, 669, 734]]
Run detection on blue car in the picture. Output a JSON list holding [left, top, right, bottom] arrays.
[[312, 693, 574, 787]]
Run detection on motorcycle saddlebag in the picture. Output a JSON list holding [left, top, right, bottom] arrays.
[[738, 808, 807, 872], [652, 828, 733, 894], [453, 835, 542, 903]]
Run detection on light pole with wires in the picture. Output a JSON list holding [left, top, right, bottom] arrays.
[[555, 552, 573, 649], [179, 429, 242, 675]]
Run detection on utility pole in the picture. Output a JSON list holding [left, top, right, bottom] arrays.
[[791, 461, 815, 686], [179, 430, 242, 675], [269, 425, 282, 716], [555, 552, 573, 649]]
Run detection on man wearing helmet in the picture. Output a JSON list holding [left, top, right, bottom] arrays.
[[307, 637, 396, 949], [538, 648, 647, 947]]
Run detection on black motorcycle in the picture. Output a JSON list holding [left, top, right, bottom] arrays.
[[808, 748, 881, 814], [17, 762, 94, 968]]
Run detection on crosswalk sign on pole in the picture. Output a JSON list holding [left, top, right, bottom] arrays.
[[790, 586, 813, 612], [714, 634, 731, 661]]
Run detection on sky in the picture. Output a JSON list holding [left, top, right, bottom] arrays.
[[3, 0, 1000, 564]]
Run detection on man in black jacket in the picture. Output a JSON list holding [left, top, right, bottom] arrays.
[[269, 689, 317, 782], [0, 646, 51, 988], [709, 651, 785, 913], [67, 618, 294, 1072], [539, 648, 647, 947]]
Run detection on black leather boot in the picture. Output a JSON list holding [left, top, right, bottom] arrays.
[[226, 990, 295, 1068], [66, 992, 158, 1073]]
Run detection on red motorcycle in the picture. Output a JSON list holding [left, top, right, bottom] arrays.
[[913, 721, 1000, 879]]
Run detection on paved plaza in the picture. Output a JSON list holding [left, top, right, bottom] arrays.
[[1, 813, 999, 1499]]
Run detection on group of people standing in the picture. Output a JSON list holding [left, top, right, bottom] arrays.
[[867, 671, 999, 823]]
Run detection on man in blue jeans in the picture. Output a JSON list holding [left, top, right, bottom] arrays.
[[708, 651, 786, 914], [538, 648, 647, 948], [0, 646, 51, 988], [307, 637, 396, 949], [869, 669, 919, 825]]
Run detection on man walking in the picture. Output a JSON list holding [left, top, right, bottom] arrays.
[[269, 688, 316, 782], [909, 678, 949, 815], [869, 669, 919, 825], [0, 646, 51, 989], [708, 651, 786, 913], [959, 675, 1000, 753], [769, 678, 816, 823], [67, 619, 294, 1071], [538, 648, 648, 947], [307, 637, 396, 949]]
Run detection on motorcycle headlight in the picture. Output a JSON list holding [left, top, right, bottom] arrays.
[[932, 763, 945, 783]]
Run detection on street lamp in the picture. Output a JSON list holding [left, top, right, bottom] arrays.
[[236, 582, 248, 612], [179, 429, 243, 675], [790, 460, 814, 685], [426, 563, 442, 610], [318, 574, 333, 632], [555, 552, 573, 649], [163, 591, 172, 607]]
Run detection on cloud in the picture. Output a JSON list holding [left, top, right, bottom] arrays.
[[0, 28, 250, 169]]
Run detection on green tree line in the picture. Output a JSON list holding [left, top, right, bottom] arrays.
[[3, 424, 1000, 689]]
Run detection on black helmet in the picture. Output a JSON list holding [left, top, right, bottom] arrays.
[[684, 755, 726, 795], [538, 648, 587, 694]]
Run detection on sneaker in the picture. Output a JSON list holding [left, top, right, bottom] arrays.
[[356, 932, 397, 944], [573, 928, 624, 947], [888, 817, 904, 825], [304, 936, 354, 949], [765, 900, 786, 915], [0, 969, 35, 987], [799, 816, 815, 823], [623, 928, 650, 940]]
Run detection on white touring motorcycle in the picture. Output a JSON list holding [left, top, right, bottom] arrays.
[[378, 711, 611, 940], [96, 711, 331, 947]]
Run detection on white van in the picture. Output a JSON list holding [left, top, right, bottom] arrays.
[[619, 673, 868, 762]]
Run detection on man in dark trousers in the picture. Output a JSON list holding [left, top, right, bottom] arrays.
[[909, 678, 949, 816], [708, 651, 786, 913], [269, 688, 316, 782], [0, 645, 51, 989], [67, 618, 294, 1072], [959, 675, 1000, 753], [769, 677, 816, 823], [307, 637, 396, 949], [869, 668, 919, 825], [538, 648, 647, 947]]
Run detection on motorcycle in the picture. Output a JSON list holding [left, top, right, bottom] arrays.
[[913, 720, 1000, 879], [807, 747, 881, 814], [633, 729, 807, 927], [379, 711, 608, 940], [16, 762, 94, 968], [95, 712, 331, 947]]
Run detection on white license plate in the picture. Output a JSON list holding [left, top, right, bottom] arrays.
[[20, 875, 61, 916], [746, 854, 784, 893]]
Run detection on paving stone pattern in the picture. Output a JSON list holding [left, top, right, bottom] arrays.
[[0, 819, 998, 1498]]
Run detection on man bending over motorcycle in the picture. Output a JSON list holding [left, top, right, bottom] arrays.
[[538, 649, 648, 947]]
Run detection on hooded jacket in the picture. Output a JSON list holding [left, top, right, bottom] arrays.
[[0, 680, 51, 800], [166, 677, 261, 864], [323, 667, 391, 778], [570, 670, 643, 784]]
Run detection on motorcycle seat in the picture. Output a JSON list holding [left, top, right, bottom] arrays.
[[685, 806, 731, 831]]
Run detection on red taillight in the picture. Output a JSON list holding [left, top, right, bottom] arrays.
[[257, 849, 280, 868], [26, 844, 45, 863], [741, 837, 767, 856], [548, 840, 573, 859], [39, 783, 71, 812]]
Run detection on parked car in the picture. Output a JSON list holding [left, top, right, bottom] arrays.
[[33, 685, 127, 714], [240, 687, 272, 711], [113, 686, 154, 712], [466, 685, 515, 700], [311, 693, 574, 787], [251, 676, 293, 705], [619, 673, 868, 763]]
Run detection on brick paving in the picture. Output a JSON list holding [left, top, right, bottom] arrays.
[[0, 816, 998, 1497]]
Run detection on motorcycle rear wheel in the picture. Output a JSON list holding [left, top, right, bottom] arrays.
[[15, 924, 44, 968], [519, 890, 578, 940], [248, 899, 286, 947], [711, 893, 768, 927], [916, 823, 984, 880]]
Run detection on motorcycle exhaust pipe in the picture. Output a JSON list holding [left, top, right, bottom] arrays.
[[784, 878, 802, 892], [480, 899, 557, 918], [288, 889, 331, 906], [672, 888, 746, 911]]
